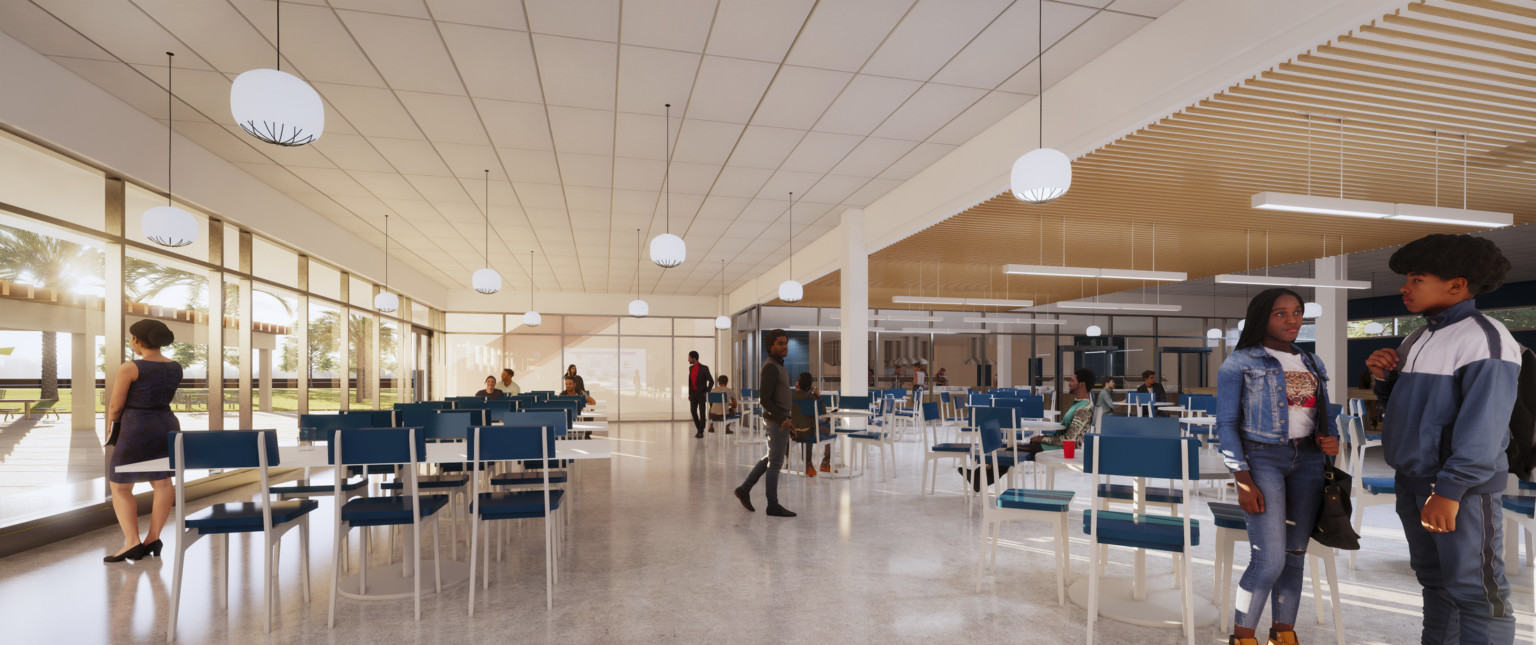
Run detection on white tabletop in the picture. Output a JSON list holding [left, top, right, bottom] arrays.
[[1017, 420, 1067, 430], [828, 410, 874, 417], [116, 438, 613, 473], [1178, 416, 1216, 426], [1158, 406, 1208, 415]]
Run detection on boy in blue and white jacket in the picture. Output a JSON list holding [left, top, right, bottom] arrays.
[[1368, 234, 1519, 644]]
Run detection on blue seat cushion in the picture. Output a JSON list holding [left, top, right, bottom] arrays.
[[439, 462, 493, 473], [1520, 480, 1536, 492], [1082, 510, 1200, 551], [1364, 432, 1382, 442], [930, 443, 972, 453], [272, 479, 366, 495], [846, 432, 887, 440], [793, 434, 836, 444], [491, 471, 568, 486], [341, 494, 451, 526], [1098, 483, 1185, 505], [992, 452, 1035, 468], [1361, 477, 1395, 495], [472, 490, 564, 520], [185, 500, 319, 534], [519, 459, 571, 469], [1207, 502, 1248, 530], [1503, 495, 1535, 518], [998, 489, 1073, 512], [379, 475, 468, 491]]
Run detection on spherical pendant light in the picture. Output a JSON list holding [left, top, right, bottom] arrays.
[[142, 205, 198, 247], [1303, 302, 1323, 319], [628, 298, 649, 318], [1011, 148, 1073, 203], [1363, 321, 1385, 335], [1206, 327, 1222, 339], [1238, 319, 1246, 332], [1085, 324, 1102, 337], [231, 69, 324, 146], [472, 267, 501, 294], [523, 310, 542, 327], [649, 232, 686, 268], [715, 315, 731, 330], [778, 279, 803, 303], [374, 292, 399, 313]]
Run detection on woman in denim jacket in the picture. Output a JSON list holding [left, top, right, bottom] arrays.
[[1216, 288, 1340, 645]]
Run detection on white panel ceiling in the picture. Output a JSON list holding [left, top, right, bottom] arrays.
[[7, 0, 1181, 296]]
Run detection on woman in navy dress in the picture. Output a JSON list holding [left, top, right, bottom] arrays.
[[104, 319, 183, 563]]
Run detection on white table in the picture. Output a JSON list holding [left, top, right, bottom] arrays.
[[822, 409, 875, 479], [118, 439, 611, 599]]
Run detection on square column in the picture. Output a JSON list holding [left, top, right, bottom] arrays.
[[839, 209, 868, 397], [1313, 255, 1349, 406]]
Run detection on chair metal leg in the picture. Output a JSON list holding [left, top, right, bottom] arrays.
[[975, 518, 991, 591], [1057, 516, 1070, 607], [264, 536, 274, 633], [433, 517, 443, 593], [167, 534, 186, 643], [327, 521, 343, 629], [219, 534, 229, 609], [299, 517, 312, 603]]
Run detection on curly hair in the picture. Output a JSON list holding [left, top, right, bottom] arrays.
[[1388, 234, 1511, 295]]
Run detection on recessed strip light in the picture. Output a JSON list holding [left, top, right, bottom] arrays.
[[962, 316, 1065, 325], [897, 327, 977, 335], [890, 296, 1034, 307], [1004, 264, 1186, 282], [1054, 301, 1183, 312], [1212, 274, 1372, 290], [1392, 203, 1513, 227], [1251, 192, 1394, 218], [963, 297, 1035, 307], [830, 312, 943, 322]]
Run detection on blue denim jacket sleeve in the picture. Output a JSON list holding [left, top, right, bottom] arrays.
[[1216, 354, 1249, 472]]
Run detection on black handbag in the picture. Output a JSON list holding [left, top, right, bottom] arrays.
[[1312, 459, 1361, 550], [105, 421, 122, 447]]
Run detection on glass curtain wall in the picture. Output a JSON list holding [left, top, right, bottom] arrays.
[[0, 129, 440, 528]]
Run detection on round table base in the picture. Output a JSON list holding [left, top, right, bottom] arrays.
[[337, 559, 470, 600], [1068, 575, 1218, 629]]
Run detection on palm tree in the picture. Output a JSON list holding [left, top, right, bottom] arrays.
[[0, 227, 103, 400]]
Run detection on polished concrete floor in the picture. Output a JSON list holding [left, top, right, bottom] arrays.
[[0, 419, 1531, 644]]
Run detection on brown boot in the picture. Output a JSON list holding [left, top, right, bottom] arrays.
[[1267, 631, 1298, 645], [1230, 638, 1259, 645]]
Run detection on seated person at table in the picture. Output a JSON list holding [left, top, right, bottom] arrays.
[[562, 377, 596, 407], [791, 372, 833, 476], [1093, 376, 1117, 417], [474, 375, 503, 399], [1136, 370, 1167, 403], [708, 375, 738, 434], [958, 368, 1096, 491], [934, 367, 949, 386]]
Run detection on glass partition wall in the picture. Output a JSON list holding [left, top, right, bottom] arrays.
[[0, 129, 440, 528]]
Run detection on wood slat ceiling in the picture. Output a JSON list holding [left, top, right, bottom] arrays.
[[780, 0, 1536, 311]]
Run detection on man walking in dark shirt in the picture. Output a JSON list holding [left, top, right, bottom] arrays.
[[687, 350, 714, 438], [733, 329, 796, 517]]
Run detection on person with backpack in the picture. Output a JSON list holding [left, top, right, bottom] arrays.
[[1216, 288, 1340, 645], [1367, 233, 1519, 644]]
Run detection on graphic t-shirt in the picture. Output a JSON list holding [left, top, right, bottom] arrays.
[[1264, 347, 1317, 439]]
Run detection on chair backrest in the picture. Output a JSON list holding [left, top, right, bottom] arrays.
[[549, 395, 588, 411], [708, 391, 726, 405], [466, 425, 559, 462], [298, 412, 380, 442], [837, 395, 871, 411], [994, 396, 1045, 419], [452, 398, 518, 412], [1191, 394, 1219, 416], [1180, 393, 1199, 408], [527, 390, 554, 401], [169, 429, 279, 469], [1126, 391, 1152, 406], [940, 391, 952, 404], [819, 393, 838, 410], [393, 401, 448, 412], [493, 410, 569, 434], [420, 411, 473, 440], [1082, 433, 1200, 480], [970, 406, 1016, 431], [1327, 402, 1343, 418], [967, 393, 992, 407], [1347, 398, 1365, 416], [452, 408, 490, 426], [977, 418, 1004, 455], [795, 398, 819, 418], [921, 401, 940, 423], [328, 427, 425, 466], [1338, 414, 1365, 444], [886, 388, 907, 400], [1099, 415, 1182, 437], [341, 409, 396, 426], [525, 402, 578, 427]]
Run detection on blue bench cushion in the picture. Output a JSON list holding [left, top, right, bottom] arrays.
[[1361, 477, 1395, 495], [1520, 480, 1536, 492], [998, 489, 1073, 513], [1082, 510, 1200, 551], [846, 432, 887, 440], [472, 490, 564, 520], [1503, 495, 1535, 518], [185, 500, 319, 534], [379, 475, 468, 491], [1098, 483, 1185, 505], [1207, 502, 1247, 530], [341, 494, 451, 526], [491, 471, 569, 486], [272, 479, 367, 495], [930, 443, 972, 453]]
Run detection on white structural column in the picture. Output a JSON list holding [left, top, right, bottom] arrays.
[[1313, 256, 1349, 406], [839, 209, 869, 398], [995, 335, 1012, 388]]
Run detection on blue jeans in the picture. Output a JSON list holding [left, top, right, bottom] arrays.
[[1396, 490, 1515, 644], [1234, 439, 1324, 631]]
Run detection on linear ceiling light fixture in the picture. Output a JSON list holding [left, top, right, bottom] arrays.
[[778, 192, 803, 303], [649, 103, 686, 268], [891, 296, 1034, 308], [831, 312, 944, 322], [374, 213, 398, 313], [1393, 132, 1512, 227], [1004, 264, 1185, 281], [471, 170, 501, 294], [1211, 274, 1371, 290], [230, 0, 323, 146], [1010, 0, 1071, 203], [962, 316, 1065, 325], [143, 52, 197, 248], [1054, 301, 1183, 312]]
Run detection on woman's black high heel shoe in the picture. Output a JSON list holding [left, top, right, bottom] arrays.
[[143, 539, 163, 557], [103, 543, 146, 563]]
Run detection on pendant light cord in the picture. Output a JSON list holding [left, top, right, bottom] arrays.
[[634, 228, 641, 298], [166, 51, 174, 206], [1037, 0, 1044, 148], [787, 192, 794, 278], [665, 103, 672, 236], [276, 0, 281, 71], [383, 213, 389, 289]]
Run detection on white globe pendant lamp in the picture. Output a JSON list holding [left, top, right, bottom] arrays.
[[230, 1, 323, 146], [1238, 319, 1246, 332], [143, 53, 197, 248], [373, 213, 399, 313], [778, 192, 803, 303], [649, 103, 686, 268], [1010, 0, 1071, 204], [472, 170, 502, 294], [715, 260, 731, 330], [1206, 327, 1222, 339], [1085, 324, 1102, 337], [524, 250, 541, 327], [1303, 302, 1322, 319], [628, 228, 648, 318]]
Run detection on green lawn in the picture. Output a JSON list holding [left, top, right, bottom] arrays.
[[0, 388, 402, 414]]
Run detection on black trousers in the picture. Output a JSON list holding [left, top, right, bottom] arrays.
[[689, 393, 707, 432]]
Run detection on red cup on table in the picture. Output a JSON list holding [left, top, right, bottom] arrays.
[[1063, 440, 1076, 459]]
